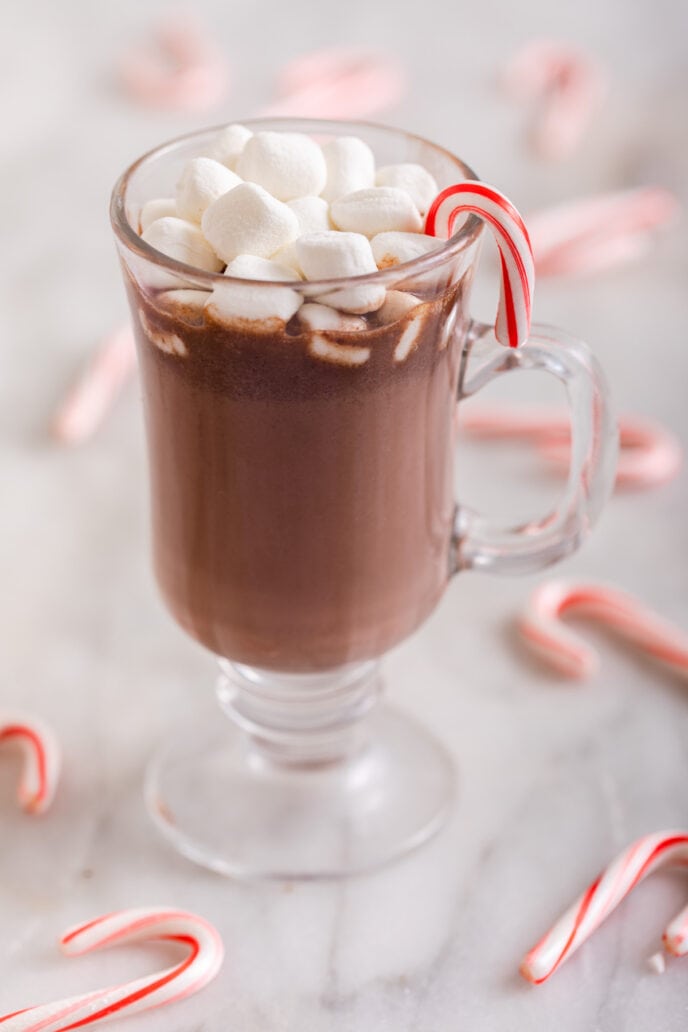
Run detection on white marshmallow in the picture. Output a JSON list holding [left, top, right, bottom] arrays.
[[296, 231, 378, 280], [236, 131, 327, 201], [287, 196, 331, 234], [201, 183, 299, 263], [375, 163, 439, 215], [295, 231, 385, 313], [377, 290, 422, 324], [142, 216, 224, 273], [207, 254, 302, 324], [298, 303, 366, 333], [320, 137, 375, 202], [138, 309, 187, 356], [394, 307, 427, 362], [224, 254, 301, 282], [271, 241, 303, 276], [309, 336, 370, 367], [159, 289, 211, 309], [209, 123, 253, 169], [371, 231, 442, 268], [176, 157, 242, 223], [152, 289, 209, 324], [330, 187, 423, 237], [139, 197, 177, 232]]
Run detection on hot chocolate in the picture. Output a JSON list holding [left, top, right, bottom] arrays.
[[129, 276, 469, 671]]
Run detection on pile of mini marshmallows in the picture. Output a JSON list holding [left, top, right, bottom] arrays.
[[139, 125, 446, 330]]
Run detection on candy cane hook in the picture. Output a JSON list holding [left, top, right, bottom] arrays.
[[0, 908, 224, 1030], [0, 713, 60, 814], [518, 579, 688, 680], [425, 181, 535, 348], [521, 831, 688, 983]]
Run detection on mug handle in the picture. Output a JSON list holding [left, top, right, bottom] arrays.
[[451, 320, 619, 575]]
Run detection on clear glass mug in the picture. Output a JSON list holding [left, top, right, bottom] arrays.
[[111, 119, 617, 879]]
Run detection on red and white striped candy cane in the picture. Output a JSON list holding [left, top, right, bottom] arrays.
[[52, 325, 137, 446], [459, 404, 682, 489], [527, 188, 680, 278], [425, 182, 535, 348], [521, 831, 688, 983], [517, 579, 688, 680], [0, 908, 223, 1031], [663, 901, 688, 956], [260, 47, 405, 119], [0, 713, 60, 815], [503, 39, 607, 161]]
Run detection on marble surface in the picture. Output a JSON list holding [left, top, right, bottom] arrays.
[[2, 0, 688, 1028]]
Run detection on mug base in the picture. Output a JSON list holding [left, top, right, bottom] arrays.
[[144, 701, 456, 881]]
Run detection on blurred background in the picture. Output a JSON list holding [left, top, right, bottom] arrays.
[[1, 0, 687, 1027]]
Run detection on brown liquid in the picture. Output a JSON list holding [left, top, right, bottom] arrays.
[[127, 277, 468, 672]]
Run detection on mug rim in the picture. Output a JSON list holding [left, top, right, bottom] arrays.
[[110, 117, 484, 291]]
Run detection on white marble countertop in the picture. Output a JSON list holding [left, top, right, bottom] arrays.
[[2, 0, 688, 1028]]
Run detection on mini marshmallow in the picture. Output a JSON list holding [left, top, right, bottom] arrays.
[[320, 136, 375, 202], [138, 309, 187, 356], [271, 242, 303, 276], [139, 197, 177, 232], [209, 123, 253, 169], [176, 157, 242, 223], [371, 231, 442, 268], [287, 196, 331, 234], [299, 303, 366, 332], [207, 253, 302, 324], [375, 163, 439, 215], [309, 336, 370, 366], [153, 289, 210, 324], [201, 183, 299, 263], [142, 216, 224, 272], [296, 231, 378, 280], [237, 131, 327, 201], [295, 231, 385, 313], [330, 187, 423, 237], [377, 290, 422, 324], [224, 254, 301, 282], [394, 307, 427, 362]]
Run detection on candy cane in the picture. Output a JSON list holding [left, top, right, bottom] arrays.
[[521, 831, 688, 983], [119, 13, 229, 112], [663, 900, 688, 956], [52, 325, 137, 446], [527, 188, 680, 278], [425, 182, 535, 348], [0, 908, 223, 1030], [260, 47, 405, 119], [0, 713, 60, 815], [517, 579, 688, 681], [503, 40, 607, 161], [459, 404, 682, 489]]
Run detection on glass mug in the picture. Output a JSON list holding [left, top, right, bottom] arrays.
[[111, 119, 617, 879]]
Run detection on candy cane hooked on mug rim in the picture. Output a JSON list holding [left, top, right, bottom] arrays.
[[425, 181, 535, 349], [0, 908, 224, 1031], [0, 713, 60, 815], [517, 579, 688, 681], [521, 831, 688, 984]]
